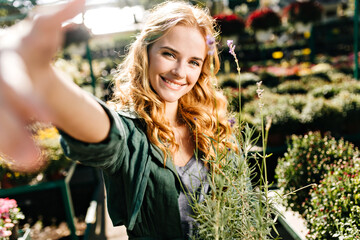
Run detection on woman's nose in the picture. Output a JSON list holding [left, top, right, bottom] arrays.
[[171, 62, 186, 79]]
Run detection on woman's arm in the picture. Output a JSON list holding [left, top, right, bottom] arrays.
[[0, 0, 110, 171]]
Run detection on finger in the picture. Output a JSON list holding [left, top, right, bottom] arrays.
[[53, 0, 86, 25], [0, 105, 42, 173], [0, 52, 48, 173], [0, 51, 52, 122]]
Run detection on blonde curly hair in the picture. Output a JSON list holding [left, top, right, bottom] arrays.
[[112, 1, 235, 164]]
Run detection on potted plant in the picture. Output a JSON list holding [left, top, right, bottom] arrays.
[[283, 0, 323, 33], [213, 13, 245, 37], [305, 157, 360, 239], [246, 8, 281, 42], [276, 131, 359, 216], [0, 198, 25, 240]]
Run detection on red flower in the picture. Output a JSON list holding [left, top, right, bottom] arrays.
[[213, 13, 245, 36], [246, 8, 281, 31]]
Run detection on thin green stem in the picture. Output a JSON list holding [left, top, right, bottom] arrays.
[[234, 58, 242, 123]]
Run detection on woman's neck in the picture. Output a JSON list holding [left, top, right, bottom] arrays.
[[165, 101, 181, 127]]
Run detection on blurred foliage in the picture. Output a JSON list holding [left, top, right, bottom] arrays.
[[0, 123, 72, 189], [276, 131, 359, 215], [0, 0, 37, 26]]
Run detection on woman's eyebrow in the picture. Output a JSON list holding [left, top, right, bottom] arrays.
[[160, 46, 204, 62]]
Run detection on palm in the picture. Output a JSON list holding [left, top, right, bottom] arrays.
[[0, 0, 85, 172]]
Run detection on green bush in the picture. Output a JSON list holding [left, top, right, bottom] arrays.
[[327, 71, 352, 83], [239, 72, 260, 88], [300, 75, 329, 89], [332, 91, 360, 134], [275, 131, 359, 215], [259, 72, 281, 88], [243, 94, 301, 146], [306, 157, 360, 239], [340, 80, 360, 94], [261, 102, 301, 134], [279, 94, 307, 113], [223, 87, 257, 112], [276, 80, 308, 95], [220, 78, 238, 89], [300, 97, 343, 133], [310, 84, 341, 99]]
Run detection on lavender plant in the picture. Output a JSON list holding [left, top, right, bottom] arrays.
[[189, 36, 279, 239]]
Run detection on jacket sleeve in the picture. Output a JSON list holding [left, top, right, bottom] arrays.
[[59, 98, 127, 173]]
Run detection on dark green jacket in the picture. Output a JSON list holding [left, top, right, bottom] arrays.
[[60, 99, 184, 239]]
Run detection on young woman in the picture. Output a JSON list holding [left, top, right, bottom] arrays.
[[0, 0, 235, 238]]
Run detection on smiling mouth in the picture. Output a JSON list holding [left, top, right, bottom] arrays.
[[161, 76, 185, 88]]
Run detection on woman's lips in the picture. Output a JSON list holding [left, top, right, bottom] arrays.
[[161, 76, 185, 89]]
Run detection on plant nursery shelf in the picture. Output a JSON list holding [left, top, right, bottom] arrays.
[[270, 191, 308, 240], [0, 163, 79, 240]]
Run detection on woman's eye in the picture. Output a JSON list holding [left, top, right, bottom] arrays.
[[162, 52, 175, 58], [190, 60, 200, 67]]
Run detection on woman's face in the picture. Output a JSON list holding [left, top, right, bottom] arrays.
[[148, 25, 206, 104]]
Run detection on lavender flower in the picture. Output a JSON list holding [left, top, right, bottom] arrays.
[[265, 116, 272, 132], [256, 88, 264, 99], [256, 81, 264, 109], [228, 117, 236, 128], [227, 40, 236, 57], [206, 35, 215, 56]]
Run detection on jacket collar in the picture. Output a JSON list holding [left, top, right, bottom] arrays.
[[117, 109, 140, 119], [149, 142, 178, 177], [118, 110, 179, 177]]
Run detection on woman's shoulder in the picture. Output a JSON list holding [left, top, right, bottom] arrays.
[[106, 100, 140, 119], [117, 109, 140, 119]]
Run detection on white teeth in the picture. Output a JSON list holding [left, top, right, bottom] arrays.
[[163, 77, 182, 87]]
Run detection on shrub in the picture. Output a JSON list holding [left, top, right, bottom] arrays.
[[300, 75, 330, 87], [244, 94, 301, 145], [260, 102, 301, 134], [331, 91, 360, 133], [327, 71, 352, 83], [306, 157, 360, 239], [219, 72, 260, 89], [281, 94, 307, 113], [275, 131, 359, 215], [239, 72, 261, 88], [276, 80, 309, 95], [259, 71, 281, 88], [300, 97, 343, 133], [220, 78, 238, 89], [340, 80, 360, 94], [310, 84, 341, 99], [310, 63, 332, 75]]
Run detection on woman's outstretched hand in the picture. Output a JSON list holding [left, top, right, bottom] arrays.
[[0, 0, 86, 172]]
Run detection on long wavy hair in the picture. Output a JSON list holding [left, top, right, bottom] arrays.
[[112, 0, 235, 164]]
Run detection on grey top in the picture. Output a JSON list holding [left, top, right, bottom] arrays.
[[175, 156, 209, 239]]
